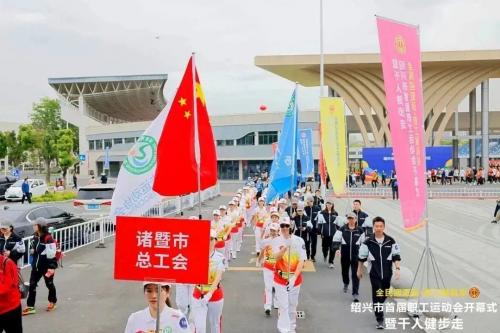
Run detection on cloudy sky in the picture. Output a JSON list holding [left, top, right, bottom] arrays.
[[1, 0, 500, 123]]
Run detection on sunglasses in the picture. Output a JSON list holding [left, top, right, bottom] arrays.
[[280, 224, 290, 228]]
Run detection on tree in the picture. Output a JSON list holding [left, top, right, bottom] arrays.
[[4, 131, 25, 168], [56, 129, 77, 180], [31, 97, 61, 183], [0, 132, 6, 160]]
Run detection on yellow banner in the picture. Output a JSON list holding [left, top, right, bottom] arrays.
[[320, 97, 347, 194]]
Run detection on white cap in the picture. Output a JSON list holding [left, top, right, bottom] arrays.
[[270, 211, 280, 218], [258, 197, 265, 202], [269, 223, 280, 231], [219, 205, 227, 210], [279, 218, 291, 225], [143, 281, 171, 287], [237, 189, 242, 193], [305, 194, 314, 202], [296, 202, 305, 211], [278, 198, 287, 205], [212, 209, 221, 216], [0, 218, 10, 229], [228, 200, 236, 206]]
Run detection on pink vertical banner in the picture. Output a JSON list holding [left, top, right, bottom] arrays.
[[376, 16, 427, 232]]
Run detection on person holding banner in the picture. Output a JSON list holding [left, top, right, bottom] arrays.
[[357, 217, 401, 329], [125, 282, 190, 333], [272, 218, 306, 333], [292, 203, 313, 260], [192, 230, 225, 333]]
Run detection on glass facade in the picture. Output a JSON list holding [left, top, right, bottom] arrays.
[[216, 139, 235, 146], [124, 137, 136, 144], [242, 160, 272, 179], [89, 140, 95, 150], [113, 138, 123, 145], [236, 133, 255, 146], [95, 139, 103, 150], [218, 160, 239, 180], [258, 131, 278, 145], [104, 139, 112, 149]]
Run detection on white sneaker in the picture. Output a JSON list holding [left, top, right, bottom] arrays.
[[232, 253, 237, 259]]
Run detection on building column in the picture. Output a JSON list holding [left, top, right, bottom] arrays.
[[78, 95, 90, 176], [469, 89, 477, 168], [238, 160, 243, 181], [452, 109, 459, 168], [481, 80, 489, 175], [254, 132, 259, 146]]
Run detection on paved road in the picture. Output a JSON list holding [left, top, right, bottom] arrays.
[[21, 184, 498, 332]]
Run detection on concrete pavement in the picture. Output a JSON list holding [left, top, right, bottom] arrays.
[[21, 184, 499, 332]]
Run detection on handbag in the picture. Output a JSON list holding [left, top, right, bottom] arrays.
[[18, 271, 29, 299]]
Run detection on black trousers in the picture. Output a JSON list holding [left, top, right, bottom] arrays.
[[0, 305, 22, 333], [21, 192, 31, 204], [27, 268, 57, 307], [370, 275, 392, 323], [321, 236, 335, 264], [392, 187, 399, 200], [341, 256, 359, 295], [310, 233, 318, 260]]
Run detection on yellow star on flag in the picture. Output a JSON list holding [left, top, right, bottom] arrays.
[[184, 110, 191, 119], [178, 97, 187, 106]]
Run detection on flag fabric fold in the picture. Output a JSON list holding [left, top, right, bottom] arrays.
[[153, 57, 217, 196], [266, 89, 299, 203]]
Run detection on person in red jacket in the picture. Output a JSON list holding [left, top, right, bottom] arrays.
[[0, 256, 22, 333]]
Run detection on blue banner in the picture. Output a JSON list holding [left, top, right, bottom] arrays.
[[266, 89, 299, 203], [104, 147, 110, 170], [297, 129, 313, 181], [362, 146, 452, 175]]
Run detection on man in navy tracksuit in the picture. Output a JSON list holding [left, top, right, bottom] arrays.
[[357, 216, 401, 330], [333, 212, 364, 302]]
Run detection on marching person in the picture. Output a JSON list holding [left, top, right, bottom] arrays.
[[352, 200, 371, 236], [272, 218, 307, 333], [333, 212, 365, 302], [292, 202, 313, 260], [0, 255, 22, 333], [357, 216, 401, 329], [257, 215, 280, 316], [304, 195, 320, 262], [23, 217, 58, 316], [125, 282, 190, 333], [228, 199, 241, 259], [218, 205, 232, 267], [192, 230, 225, 333], [285, 199, 298, 220], [313, 189, 324, 207], [0, 222, 25, 267], [316, 199, 339, 268], [252, 197, 268, 256], [21, 178, 31, 204], [491, 198, 500, 223]]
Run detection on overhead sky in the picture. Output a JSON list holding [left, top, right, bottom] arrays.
[[1, 0, 500, 123]]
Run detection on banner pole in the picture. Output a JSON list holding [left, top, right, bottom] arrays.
[[319, 0, 326, 196], [192, 52, 202, 219], [156, 283, 161, 333]]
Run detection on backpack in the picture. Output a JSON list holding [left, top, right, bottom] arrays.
[[2, 257, 29, 299], [43, 234, 63, 268]]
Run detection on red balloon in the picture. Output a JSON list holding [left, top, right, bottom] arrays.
[[259, 105, 267, 111]]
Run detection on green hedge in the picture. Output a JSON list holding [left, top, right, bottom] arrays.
[[32, 191, 77, 202]]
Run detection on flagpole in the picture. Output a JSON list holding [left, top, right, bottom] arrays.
[[192, 52, 202, 219], [288, 82, 298, 287], [319, 0, 327, 198]]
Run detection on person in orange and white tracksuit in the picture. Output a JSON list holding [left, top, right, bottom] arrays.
[[257, 214, 280, 316], [192, 230, 225, 333], [233, 196, 245, 252], [242, 186, 253, 227], [211, 209, 226, 258], [227, 200, 241, 259], [272, 218, 307, 333], [218, 205, 232, 267], [252, 197, 268, 256]]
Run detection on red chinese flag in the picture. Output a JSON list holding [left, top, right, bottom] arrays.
[[153, 57, 217, 196]]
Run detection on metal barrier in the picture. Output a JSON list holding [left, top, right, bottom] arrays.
[[20, 183, 220, 269], [328, 186, 500, 199]]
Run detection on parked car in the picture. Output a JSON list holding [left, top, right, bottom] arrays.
[[4, 178, 49, 201], [73, 184, 115, 211], [0, 176, 18, 199], [2, 204, 89, 252]]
